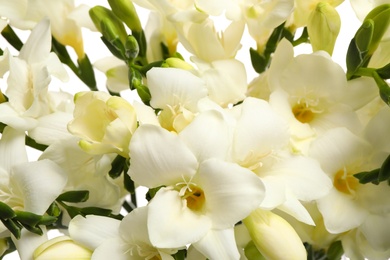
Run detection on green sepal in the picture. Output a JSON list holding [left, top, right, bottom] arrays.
[[145, 186, 164, 201], [77, 55, 97, 91], [21, 224, 43, 236], [80, 207, 112, 217], [327, 241, 344, 260], [1, 25, 23, 51], [136, 84, 151, 106], [128, 67, 143, 90], [172, 249, 187, 260], [346, 20, 374, 79], [364, 4, 390, 54], [132, 30, 147, 60], [124, 170, 135, 194], [249, 48, 267, 74], [14, 211, 44, 227], [0, 202, 16, 219], [109, 155, 127, 179], [373, 71, 390, 106], [101, 36, 125, 60], [377, 62, 390, 79], [56, 190, 90, 203], [379, 153, 390, 182], [46, 202, 62, 217], [1, 219, 22, 239], [354, 169, 380, 184], [37, 215, 58, 226], [244, 240, 265, 260]]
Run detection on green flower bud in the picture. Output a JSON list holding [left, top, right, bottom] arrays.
[[125, 35, 139, 60], [364, 4, 390, 55], [89, 6, 127, 44], [108, 0, 142, 32], [307, 2, 341, 55]]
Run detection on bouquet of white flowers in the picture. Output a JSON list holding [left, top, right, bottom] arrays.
[[0, 0, 389, 259]]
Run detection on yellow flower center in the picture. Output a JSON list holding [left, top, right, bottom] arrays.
[[176, 176, 206, 212], [292, 97, 323, 123], [333, 168, 359, 195]]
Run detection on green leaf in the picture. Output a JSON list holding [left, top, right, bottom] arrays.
[[57, 190, 90, 203], [0, 202, 16, 219], [327, 241, 344, 260], [101, 36, 125, 60]]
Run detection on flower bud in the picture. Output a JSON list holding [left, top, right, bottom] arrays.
[[163, 58, 194, 70], [108, 0, 142, 32], [67, 91, 137, 158], [243, 209, 306, 260], [33, 236, 92, 260], [364, 4, 390, 55], [307, 2, 341, 55], [125, 35, 139, 60], [89, 6, 127, 44]]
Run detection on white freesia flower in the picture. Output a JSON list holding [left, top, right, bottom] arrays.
[[147, 67, 208, 132], [67, 91, 137, 157], [128, 110, 265, 259], [267, 39, 362, 153], [231, 97, 332, 224], [309, 127, 390, 255], [69, 207, 178, 260], [0, 0, 91, 58], [39, 137, 125, 216], [94, 56, 129, 93], [0, 19, 70, 135], [0, 126, 67, 259]]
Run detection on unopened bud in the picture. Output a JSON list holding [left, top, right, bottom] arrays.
[[163, 58, 194, 70], [108, 0, 142, 32], [125, 35, 139, 60], [307, 2, 341, 55], [243, 209, 306, 260]]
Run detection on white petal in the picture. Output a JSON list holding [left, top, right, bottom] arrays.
[[147, 68, 207, 110], [12, 159, 67, 214], [193, 228, 240, 260], [28, 112, 73, 145], [133, 101, 159, 126], [259, 176, 286, 209], [309, 127, 370, 175], [68, 4, 96, 31], [277, 194, 315, 225], [197, 158, 265, 229], [128, 124, 198, 188], [69, 215, 121, 250], [360, 214, 390, 251], [45, 53, 69, 82], [317, 188, 368, 233], [119, 207, 149, 245], [234, 97, 289, 162], [0, 126, 27, 172], [148, 188, 212, 248], [12, 227, 48, 260], [19, 18, 51, 63], [0, 0, 27, 20], [92, 237, 130, 260], [179, 110, 231, 162]]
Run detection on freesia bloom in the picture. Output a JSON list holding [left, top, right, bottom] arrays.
[[0, 19, 69, 133], [0, 126, 67, 259], [128, 110, 265, 259], [69, 207, 178, 259], [67, 91, 137, 157]]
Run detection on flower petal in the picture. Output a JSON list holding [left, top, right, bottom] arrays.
[[148, 188, 212, 248], [128, 124, 198, 188], [69, 215, 121, 250], [147, 67, 207, 110], [179, 110, 231, 162], [0, 126, 27, 173], [192, 228, 240, 260], [197, 158, 265, 229], [12, 159, 67, 214], [92, 237, 129, 260], [317, 188, 368, 233], [12, 227, 48, 260]]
